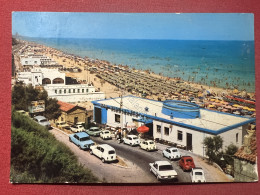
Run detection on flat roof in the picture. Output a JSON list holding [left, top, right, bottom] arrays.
[[92, 96, 255, 135]]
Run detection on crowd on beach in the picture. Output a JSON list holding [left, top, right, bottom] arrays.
[[15, 40, 256, 118]]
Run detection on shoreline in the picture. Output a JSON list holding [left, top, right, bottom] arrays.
[[15, 39, 256, 115]]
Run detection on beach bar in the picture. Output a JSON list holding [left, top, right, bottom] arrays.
[[92, 96, 255, 157]]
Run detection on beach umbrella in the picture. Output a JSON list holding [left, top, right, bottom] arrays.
[[233, 89, 239, 94], [137, 125, 149, 133], [248, 108, 256, 112], [208, 105, 215, 108], [222, 109, 229, 112]]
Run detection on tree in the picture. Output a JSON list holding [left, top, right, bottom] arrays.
[[203, 135, 223, 163], [12, 83, 61, 120], [45, 98, 61, 120], [224, 143, 238, 166]]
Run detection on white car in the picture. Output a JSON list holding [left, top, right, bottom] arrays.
[[123, 135, 140, 146], [190, 168, 206, 183], [140, 140, 157, 151], [100, 130, 112, 140], [163, 147, 181, 160], [149, 161, 178, 181], [33, 115, 51, 129], [70, 124, 85, 132], [90, 144, 116, 163]]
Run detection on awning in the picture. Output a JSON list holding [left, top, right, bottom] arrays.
[[137, 125, 149, 133], [133, 118, 153, 124]]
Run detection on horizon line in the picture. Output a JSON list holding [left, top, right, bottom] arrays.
[[12, 35, 255, 42]]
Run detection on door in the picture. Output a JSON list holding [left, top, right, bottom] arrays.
[[186, 133, 192, 151], [74, 117, 78, 124]]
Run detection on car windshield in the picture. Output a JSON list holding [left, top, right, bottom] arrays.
[[104, 131, 109, 134], [186, 159, 193, 163], [91, 128, 99, 131], [108, 150, 115, 154], [159, 165, 174, 171], [149, 141, 154, 144], [40, 119, 47, 122], [133, 137, 138, 140], [195, 172, 203, 175], [78, 125, 83, 128], [172, 149, 178, 152], [80, 137, 90, 141]]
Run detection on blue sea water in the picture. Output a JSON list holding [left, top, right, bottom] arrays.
[[25, 37, 255, 92]]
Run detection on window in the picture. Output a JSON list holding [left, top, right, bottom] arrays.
[[59, 90, 62, 94], [34, 61, 37, 64], [115, 114, 120, 123], [82, 89, 84, 93], [69, 89, 71, 93], [236, 133, 239, 143], [55, 89, 57, 94], [64, 89, 66, 94], [73, 89, 75, 93], [25, 61, 28, 64], [86, 89, 89, 92], [157, 125, 161, 133], [178, 131, 183, 141], [78, 89, 80, 93], [164, 127, 169, 136]]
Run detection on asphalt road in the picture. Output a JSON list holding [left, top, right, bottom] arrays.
[[91, 136, 192, 183], [50, 128, 192, 183]]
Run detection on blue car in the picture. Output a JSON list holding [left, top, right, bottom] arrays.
[[69, 132, 94, 150]]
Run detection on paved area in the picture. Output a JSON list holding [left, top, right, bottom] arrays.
[[155, 142, 233, 182]]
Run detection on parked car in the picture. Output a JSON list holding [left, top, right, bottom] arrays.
[[190, 167, 206, 183], [179, 156, 195, 171], [17, 110, 29, 116], [86, 127, 102, 136], [69, 132, 94, 150], [149, 161, 178, 181], [123, 135, 140, 146], [140, 140, 157, 151], [33, 115, 51, 129], [162, 147, 181, 160], [100, 130, 112, 140], [56, 121, 70, 130], [70, 124, 85, 132], [90, 144, 116, 163]]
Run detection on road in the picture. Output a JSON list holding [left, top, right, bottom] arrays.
[[91, 136, 192, 183], [50, 128, 192, 183]]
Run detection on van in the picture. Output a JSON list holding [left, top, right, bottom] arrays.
[[90, 144, 116, 163]]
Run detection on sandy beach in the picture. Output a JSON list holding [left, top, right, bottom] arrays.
[[15, 40, 256, 117]]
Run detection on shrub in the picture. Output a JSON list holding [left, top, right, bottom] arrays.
[[11, 110, 98, 183]]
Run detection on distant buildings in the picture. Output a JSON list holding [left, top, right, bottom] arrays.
[[92, 95, 255, 156], [17, 67, 105, 103]]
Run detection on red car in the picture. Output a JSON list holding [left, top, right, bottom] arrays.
[[179, 156, 195, 171]]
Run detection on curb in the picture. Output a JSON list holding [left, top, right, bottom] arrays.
[[51, 127, 70, 136], [111, 163, 131, 169]]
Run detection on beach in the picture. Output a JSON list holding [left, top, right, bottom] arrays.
[[14, 40, 256, 117]]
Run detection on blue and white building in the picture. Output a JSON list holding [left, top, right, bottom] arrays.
[[92, 95, 255, 156]]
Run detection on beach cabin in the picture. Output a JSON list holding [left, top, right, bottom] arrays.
[[92, 96, 255, 157]]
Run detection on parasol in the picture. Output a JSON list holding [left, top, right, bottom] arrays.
[[137, 125, 149, 133]]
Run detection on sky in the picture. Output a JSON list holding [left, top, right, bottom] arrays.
[[12, 12, 254, 40]]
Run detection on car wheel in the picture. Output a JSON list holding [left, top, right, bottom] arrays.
[[150, 168, 152, 172], [101, 158, 105, 163], [90, 150, 93, 155], [146, 148, 149, 152], [156, 175, 160, 181], [69, 137, 72, 142], [163, 153, 165, 157], [131, 143, 133, 147]]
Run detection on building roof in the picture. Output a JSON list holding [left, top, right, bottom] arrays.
[[234, 135, 257, 163], [58, 101, 76, 112], [92, 95, 255, 135]]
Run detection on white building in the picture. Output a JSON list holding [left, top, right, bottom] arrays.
[[16, 68, 105, 103], [20, 54, 56, 68], [92, 96, 255, 157], [44, 84, 105, 102]]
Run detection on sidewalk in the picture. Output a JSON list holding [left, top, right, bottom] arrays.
[[155, 142, 233, 182]]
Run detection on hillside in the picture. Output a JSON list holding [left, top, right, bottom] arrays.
[[11, 109, 98, 183]]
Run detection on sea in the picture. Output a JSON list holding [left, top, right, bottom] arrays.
[[24, 37, 255, 93]]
